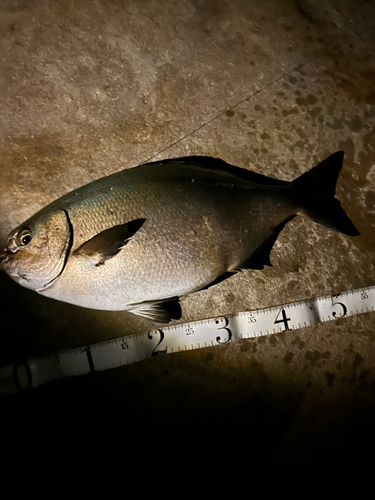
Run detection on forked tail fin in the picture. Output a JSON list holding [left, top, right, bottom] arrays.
[[291, 151, 359, 236]]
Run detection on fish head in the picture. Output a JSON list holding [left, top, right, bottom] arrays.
[[0, 210, 72, 291]]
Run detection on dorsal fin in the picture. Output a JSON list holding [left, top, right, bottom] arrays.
[[143, 156, 289, 187]]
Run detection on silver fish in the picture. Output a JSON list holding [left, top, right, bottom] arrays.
[[0, 151, 359, 322]]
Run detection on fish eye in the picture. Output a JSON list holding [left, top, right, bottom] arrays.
[[17, 229, 32, 246]]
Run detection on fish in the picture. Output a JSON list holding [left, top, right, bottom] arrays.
[[0, 151, 359, 322]]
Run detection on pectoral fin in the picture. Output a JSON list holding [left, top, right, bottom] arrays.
[[74, 218, 145, 266]]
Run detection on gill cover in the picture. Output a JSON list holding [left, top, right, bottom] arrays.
[[4, 210, 72, 291]]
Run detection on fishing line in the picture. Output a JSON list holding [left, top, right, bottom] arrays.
[[1, 285, 374, 395]]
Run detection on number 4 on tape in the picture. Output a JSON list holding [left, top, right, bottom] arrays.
[[274, 308, 291, 331]]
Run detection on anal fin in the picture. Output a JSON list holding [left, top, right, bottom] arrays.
[[199, 272, 237, 292], [238, 216, 296, 270]]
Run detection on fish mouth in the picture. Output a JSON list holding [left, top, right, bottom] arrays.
[[0, 247, 28, 282], [0, 248, 12, 267]]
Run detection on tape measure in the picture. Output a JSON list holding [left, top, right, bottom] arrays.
[[1, 285, 374, 395]]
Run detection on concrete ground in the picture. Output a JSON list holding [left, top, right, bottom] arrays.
[[1, 0, 375, 487]]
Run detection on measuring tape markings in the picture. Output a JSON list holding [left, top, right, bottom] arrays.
[[0, 285, 374, 395]]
